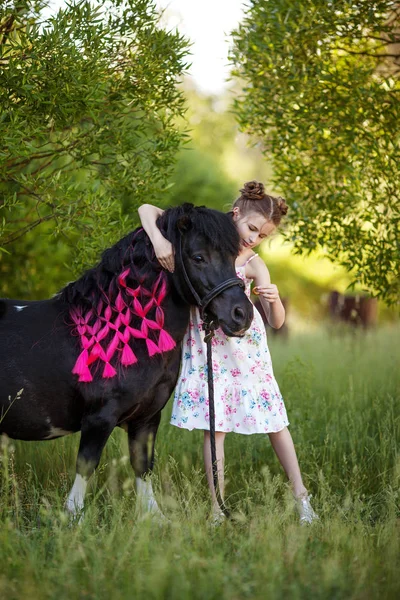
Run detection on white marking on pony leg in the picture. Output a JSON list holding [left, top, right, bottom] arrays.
[[136, 477, 162, 514], [65, 474, 87, 516], [44, 426, 73, 439], [15, 305, 28, 312]]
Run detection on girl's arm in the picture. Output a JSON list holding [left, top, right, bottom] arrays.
[[137, 204, 175, 272], [245, 256, 285, 329]]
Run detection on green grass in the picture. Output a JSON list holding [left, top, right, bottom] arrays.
[[1, 326, 399, 599]]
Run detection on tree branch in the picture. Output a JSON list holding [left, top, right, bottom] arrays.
[[9, 178, 56, 211], [4, 139, 83, 172], [365, 34, 400, 44], [335, 47, 400, 59], [1, 215, 55, 246], [0, 15, 15, 46]]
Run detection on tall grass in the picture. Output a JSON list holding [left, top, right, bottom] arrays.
[[1, 326, 399, 599]]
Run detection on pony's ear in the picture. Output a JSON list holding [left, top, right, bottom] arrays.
[[176, 214, 193, 232]]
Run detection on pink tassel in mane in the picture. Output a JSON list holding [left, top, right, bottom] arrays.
[[103, 362, 117, 378], [70, 247, 175, 382], [158, 329, 176, 352], [72, 349, 89, 375], [146, 338, 160, 357], [79, 367, 93, 383], [72, 349, 93, 382], [121, 344, 137, 366]]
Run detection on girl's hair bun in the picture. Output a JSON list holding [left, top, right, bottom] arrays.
[[234, 180, 288, 226], [240, 181, 265, 201], [277, 197, 288, 216]]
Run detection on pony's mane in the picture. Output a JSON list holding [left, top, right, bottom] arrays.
[[60, 228, 159, 309], [159, 203, 240, 256], [60, 204, 240, 382]]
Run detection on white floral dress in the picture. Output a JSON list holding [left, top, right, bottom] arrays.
[[170, 255, 289, 434]]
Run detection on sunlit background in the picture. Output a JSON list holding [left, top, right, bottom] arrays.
[[4, 1, 398, 327]]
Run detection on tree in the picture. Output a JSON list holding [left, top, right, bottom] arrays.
[[163, 82, 274, 213], [231, 0, 400, 304], [165, 147, 238, 212], [0, 0, 189, 296], [182, 82, 274, 190]]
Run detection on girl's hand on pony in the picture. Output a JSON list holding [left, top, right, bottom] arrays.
[[154, 237, 175, 272], [253, 284, 280, 303]]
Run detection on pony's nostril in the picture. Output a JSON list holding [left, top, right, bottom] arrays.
[[233, 306, 245, 322]]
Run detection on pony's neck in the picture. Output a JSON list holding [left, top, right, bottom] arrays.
[[62, 229, 177, 383]]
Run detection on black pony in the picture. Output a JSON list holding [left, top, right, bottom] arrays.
[[0, 204, 253, 516]]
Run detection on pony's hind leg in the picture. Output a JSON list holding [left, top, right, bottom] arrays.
[[127, 412, 164, 517], [65, 403, 118, 517]]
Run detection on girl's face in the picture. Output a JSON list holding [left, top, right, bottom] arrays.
[[233, 208, 276, 249]]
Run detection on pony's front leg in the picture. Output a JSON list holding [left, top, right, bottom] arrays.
[[127, 413, 164, 517], [65, 404, 118, 518]]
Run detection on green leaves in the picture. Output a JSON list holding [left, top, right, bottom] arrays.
[[231, 0, 400, 304], [0, 0, 189, 297]]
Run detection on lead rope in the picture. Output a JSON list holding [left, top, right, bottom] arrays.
[[204, 319, 230, 519], [175, 230, 243, 519]]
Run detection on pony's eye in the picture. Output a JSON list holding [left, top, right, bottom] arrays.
[[192, 255, 204, 263]]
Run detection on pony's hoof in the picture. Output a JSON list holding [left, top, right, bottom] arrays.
[[152, 510, 171, 526], [136, 499, 170, 525], [137, 508, 170, 526], [64, 501, 84, 525]]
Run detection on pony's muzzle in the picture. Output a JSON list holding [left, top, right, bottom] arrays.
[[231, 304, 253, 332], [208, 289, 253, 337]]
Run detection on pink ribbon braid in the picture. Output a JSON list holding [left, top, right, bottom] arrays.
[[71, 269, 176, 383]]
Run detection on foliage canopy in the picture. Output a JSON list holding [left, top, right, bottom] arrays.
[[231, 0, 400, 304], [0, 0, 189, 296]]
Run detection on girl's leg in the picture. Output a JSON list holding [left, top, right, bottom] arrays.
[[203, 430, 226, 512], [269, 427, 318, 523], [268, 426, 307, 498]]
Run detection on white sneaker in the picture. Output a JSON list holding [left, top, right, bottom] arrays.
[[211, 509, 226, 527], [296, 494, 319, 525]]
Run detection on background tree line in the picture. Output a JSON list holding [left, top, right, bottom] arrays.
[[0, 0, 188, 297], [1, 0, 398, 308], [231, 0, 400, 305]]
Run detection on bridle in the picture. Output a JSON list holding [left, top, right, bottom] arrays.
[[176, 233, 245, 518], [176, 233, 244, 324]]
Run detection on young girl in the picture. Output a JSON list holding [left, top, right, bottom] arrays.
[[138, 181, 318, 524]]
